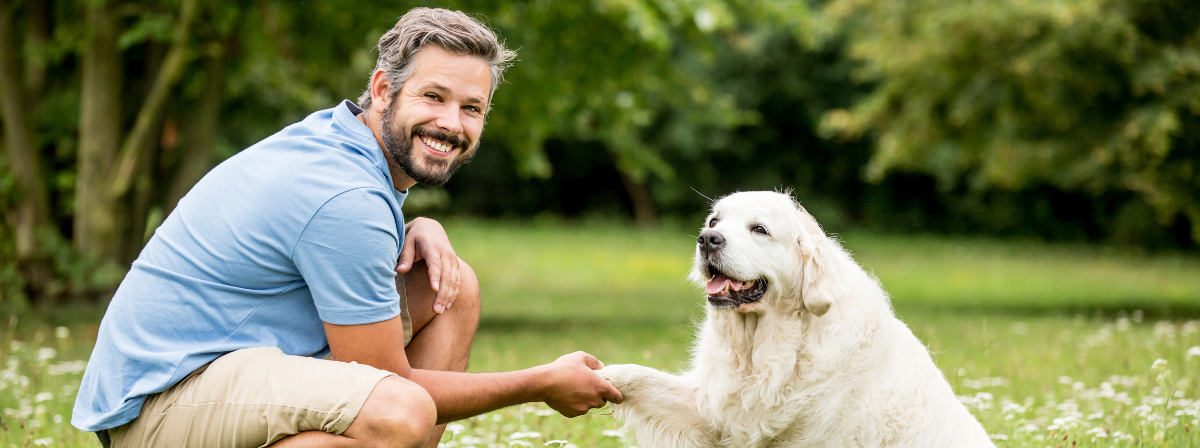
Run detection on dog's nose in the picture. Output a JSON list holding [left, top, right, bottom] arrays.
[[698, 230, 725, 252]]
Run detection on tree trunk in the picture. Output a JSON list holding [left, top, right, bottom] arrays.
[[75, 0, 123, 258], [108, 0, 197, 199], [0, 1, 51, 259], [167, 34, 233, 212], [24, 0, 47, 102], [78, 0, 197, 266], [618, 170, 658, 227]]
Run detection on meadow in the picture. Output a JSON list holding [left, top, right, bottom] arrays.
[[3, 219, 1200, 447]]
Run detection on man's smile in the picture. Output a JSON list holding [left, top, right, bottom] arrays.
[[419, 135, 456, 155]]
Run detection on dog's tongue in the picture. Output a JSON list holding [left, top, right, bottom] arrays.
[[706, 275, 753, 295]]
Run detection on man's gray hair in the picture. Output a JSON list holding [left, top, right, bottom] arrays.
[[356, 8, 516, 110]]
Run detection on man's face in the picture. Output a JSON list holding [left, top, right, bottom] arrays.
[[381, 46, 491, 186]]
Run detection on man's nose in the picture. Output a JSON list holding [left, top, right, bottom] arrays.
[[433, 104, 465, 136], [698, 230, 725, 253]]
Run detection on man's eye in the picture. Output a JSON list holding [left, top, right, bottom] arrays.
[[751, 225, 769, 235], [425, 93, 441, 101], [464, 105, 481, 113], [708, 218, 718, 227]]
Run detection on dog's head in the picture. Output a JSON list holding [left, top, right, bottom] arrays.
[[690, 191, 846, 316]]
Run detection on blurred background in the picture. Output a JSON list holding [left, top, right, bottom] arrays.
[[2, 1, 1200, 446], [0, 0, 1198, 306]]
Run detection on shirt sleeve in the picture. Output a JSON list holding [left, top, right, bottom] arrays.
[[292, 188, 402, 325]]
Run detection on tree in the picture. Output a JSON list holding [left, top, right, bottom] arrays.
[[0, 0, 51, 262], [77, 0, 197, 263], [821, 0, 1200, 244], [0, 0, 238, 305]]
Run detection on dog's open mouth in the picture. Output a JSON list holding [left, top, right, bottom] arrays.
[[705, 269, 767, 307]]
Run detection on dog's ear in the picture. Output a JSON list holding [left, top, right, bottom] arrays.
[[793, 213, 844, 317]]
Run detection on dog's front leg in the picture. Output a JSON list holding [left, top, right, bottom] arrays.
[[599, 364, 719, 448]]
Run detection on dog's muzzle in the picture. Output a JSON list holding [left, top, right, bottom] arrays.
[[698, 230, 725, 254]]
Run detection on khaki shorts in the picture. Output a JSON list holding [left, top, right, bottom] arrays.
[[107, 346, 397, 448], [104, 274, 415, 447]]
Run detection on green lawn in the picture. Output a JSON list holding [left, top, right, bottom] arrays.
[[3, 220, 1200, 447]]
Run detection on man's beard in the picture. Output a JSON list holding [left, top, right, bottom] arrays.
[[380, 101, 476, 187]]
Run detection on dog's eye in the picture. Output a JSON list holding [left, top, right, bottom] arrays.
[[708, 218, 718, 227], [751, 225, 770, 235]]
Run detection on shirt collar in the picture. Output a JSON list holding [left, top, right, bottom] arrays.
[[333, 100, 408, 202]]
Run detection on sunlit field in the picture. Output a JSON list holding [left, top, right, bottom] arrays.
[[4, 220, 1200, 447]]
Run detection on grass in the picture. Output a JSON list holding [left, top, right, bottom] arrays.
[[3, 219, 1200, 447]]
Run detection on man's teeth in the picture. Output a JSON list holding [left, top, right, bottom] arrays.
[[420, 136, 453, 153]]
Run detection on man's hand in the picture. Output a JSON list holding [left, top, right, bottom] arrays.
[[536, 352, 625, 417], [398, 217, 460, 314]]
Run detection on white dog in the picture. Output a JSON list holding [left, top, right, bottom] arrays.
[[599, 191, 993, 448]]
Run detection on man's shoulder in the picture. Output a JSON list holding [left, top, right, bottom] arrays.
[[199, 108, 387, 205]]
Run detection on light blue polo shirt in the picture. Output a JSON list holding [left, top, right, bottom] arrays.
[[72, 101, 408, 432]]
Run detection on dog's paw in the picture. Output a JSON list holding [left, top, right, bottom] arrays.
[[598, 364, 659, 398]]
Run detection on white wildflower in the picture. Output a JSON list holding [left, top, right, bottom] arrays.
[[36, 347, 57, 361], [1182, 321, 1199, 335], [35, 392, 53, 402], [32, 438, 53, 446], [1016, 423, 1040, 433], [1113, 392, 1132, 405], [1154, 321, 1176, 340], [1112, 431, 1134, 441], [55, 326, 69, 338], [601, 429, 625, 438], [1152, 358, 1168, 372], [1187, 346, 1200, 357], [446, 423, 465, 434], [460, 436, 484, 445]]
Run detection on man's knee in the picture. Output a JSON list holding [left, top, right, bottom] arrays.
[[350, 376, 437, 448], [453, 259, 480, 319]]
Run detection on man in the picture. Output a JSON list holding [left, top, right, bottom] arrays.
[[72, 8, 622, 448]]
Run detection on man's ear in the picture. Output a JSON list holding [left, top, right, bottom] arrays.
[[793, 226, 844, 317], [369, 69, 392, 115]]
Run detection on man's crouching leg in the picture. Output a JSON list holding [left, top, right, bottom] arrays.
[[402, 258, 482, 447], [274, 376, 437, 448], [276, 259, 478, 448]]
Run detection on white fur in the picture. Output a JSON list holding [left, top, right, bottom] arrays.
[[600, 191, 994, 448]]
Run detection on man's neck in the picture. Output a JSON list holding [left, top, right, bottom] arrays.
[[357, 108, 417, 192]]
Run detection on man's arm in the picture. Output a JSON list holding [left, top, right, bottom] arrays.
[[324, 317, 623, 424]]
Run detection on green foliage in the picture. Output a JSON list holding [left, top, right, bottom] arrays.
[[220, 0, 768, 182], [822, 0, 1200, 243], [2, 0, 1198, 308]]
